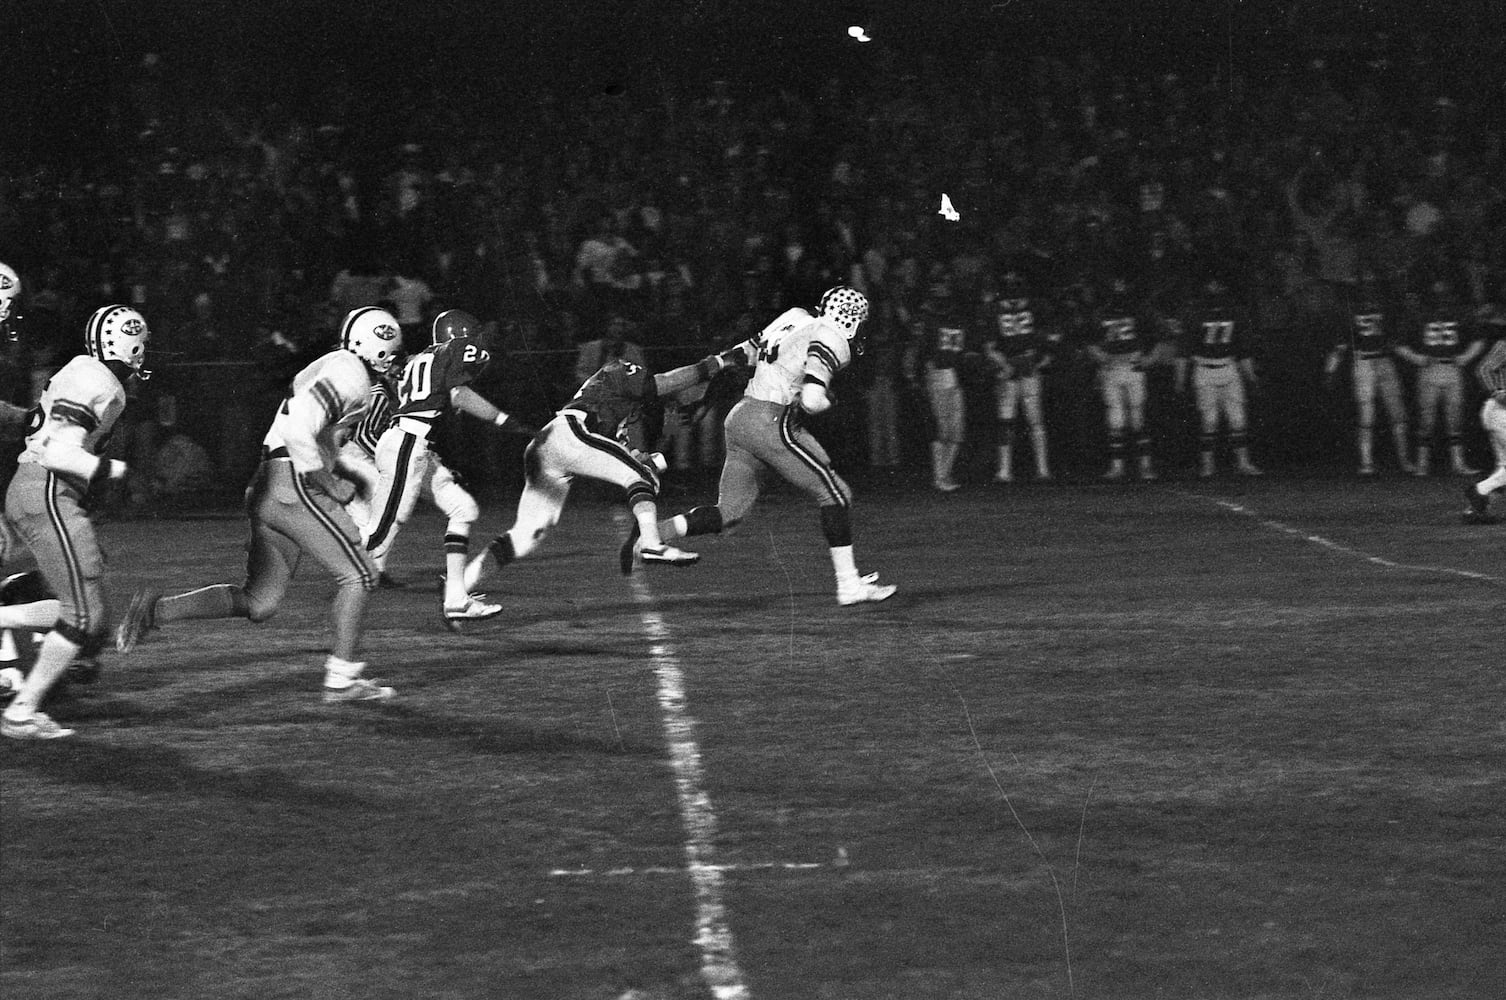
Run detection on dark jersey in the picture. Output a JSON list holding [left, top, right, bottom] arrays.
[[566, 358, 658, 442], [1179, 297, 1252, 361], [918, 306, 971, 372], [1091, 304, 1152, 359], [988, 297, 1054, 364], [1342, 294, 1398, 359], [1407, 308, 1474, 362], [393, 336, 492, 432]]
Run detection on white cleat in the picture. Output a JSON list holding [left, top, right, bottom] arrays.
[[322, 677, 395, 703], [639, 544, 701, 567], [837, 577, 897, 606], [444, 595, 503, 632]]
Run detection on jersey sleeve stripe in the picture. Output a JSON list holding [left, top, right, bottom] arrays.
[[807, 341, 841, 374], [49, 399, 100, 433], [310, 379, 341, 422]]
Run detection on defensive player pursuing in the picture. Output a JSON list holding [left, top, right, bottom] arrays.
[[1460, 334, 1506, 524], [1, 305, 147, 739], [116, 307, 403, 703], [983, 270, 1056, 483], [1086, 276, 1168, 482], [1322, 272, 1416, 476], [1397, 279, 1484, 476], [360, 309, 532, 629], [651, 285, 898, 606], [1174, 276, 1263, 478], [461, 349, 737, 591], [907, 274, 970, 492]]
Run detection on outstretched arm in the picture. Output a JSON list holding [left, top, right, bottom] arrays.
[[451, 385, 534, 434], [651, 339, 757, 397]]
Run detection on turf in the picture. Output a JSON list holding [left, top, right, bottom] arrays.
[[2, 469, 1503, 999]]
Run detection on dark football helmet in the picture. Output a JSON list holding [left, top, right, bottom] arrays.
[[432, 309, 480, 345]]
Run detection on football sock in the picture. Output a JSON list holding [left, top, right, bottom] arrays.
[[158, 584, 247, 623], [443, 532, 470, 607], [1478, 468, 1506, 494], [323, 655, 366, 689], [631, 500, 665, 548], [2, 630, 79, 721], [820, 504, 853, 548]]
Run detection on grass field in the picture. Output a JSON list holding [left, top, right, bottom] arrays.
[[2, 467, 1503, 1000]]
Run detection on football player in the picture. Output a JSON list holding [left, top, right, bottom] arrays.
[[652, 285, 898, 606], [1396, 279, 1485, 476], [462, 347, 742, 592], [360, 309, 533, 629], [1, 262, 28, 429], [1174, 276, 1263, 478], [1, 305, 147, 739], [1322, 271, 1415, 475], [1460, 334, 1506, 524], [115, 308, 403, 703], [907, 272, 970, 492], [983, 270, 1057, 483], [1086, 275, 1168, 481]]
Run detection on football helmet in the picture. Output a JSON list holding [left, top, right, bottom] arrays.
[[85, 304, 151, 379], [1, 571, 51, 606], [818, 285, 869, 335], [999, 270, 1029, 299], [340, 306, 402, 373], [432, 309, 479, 345], [0, 262, 18, 323]]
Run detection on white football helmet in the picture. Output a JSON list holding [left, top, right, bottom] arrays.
[[818, 285, 869, 335], [85, 304, 151, 378], [0, 262, 18, 323], [339, 306, 402, 373]]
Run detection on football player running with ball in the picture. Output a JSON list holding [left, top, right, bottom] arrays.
[[463, 348, 743, 591], [115, 308, 404, 703], [1460, 335, 1506, 524], [2, 305, 149, 739], [652, 285, 897, 606], [361, 309, 534, 630]]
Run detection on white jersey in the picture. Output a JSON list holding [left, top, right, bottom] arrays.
[[744, 307, 853, 407], [19, 356, 126, 465], [263, 350, 374, 474]]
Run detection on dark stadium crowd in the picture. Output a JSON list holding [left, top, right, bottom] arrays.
[[3, 26, 1504, 497]]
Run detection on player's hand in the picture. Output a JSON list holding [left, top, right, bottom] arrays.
[[496, 415, 538, 436], [301, 470, 356, 504]]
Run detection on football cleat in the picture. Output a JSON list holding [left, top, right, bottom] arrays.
[[1462, 482, 1491, 517], [444, 595, 503, 632], [115, 588, 161, 653], [0, 666, 23, 698], [64, 658, 101, 686], [1461, 509, 1501, 526], [639, 544, 701, 568], [322, 678, 395, 703], [933, 478, 961, 493], [837, 577, 897, 606], [1, 711, 75, 740]]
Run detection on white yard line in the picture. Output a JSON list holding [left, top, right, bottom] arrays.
[[1180, 491, 1504, 585], [551, 862, 823, 878], [627, 568, 752, 1000]]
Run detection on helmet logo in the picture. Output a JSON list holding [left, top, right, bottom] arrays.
[[372, 322, 398, 342]]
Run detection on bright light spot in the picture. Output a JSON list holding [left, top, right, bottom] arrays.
[[847, 25, 872, 42], [938, 193, 960, 222]]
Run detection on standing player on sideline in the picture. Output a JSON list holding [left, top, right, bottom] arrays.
[[362, 309, 534, 630], [652, 285, 898, 606], [1087, 276, 1167, 482], [2, 305, 147, 739], [1322, 272, 1415, 476], [983, 270, 1056, 483], [1461, 335, 1506, 524], [462, 349, 740, 591], [1174, 276, 1264, 478], [115, 307, 403, 703], [1397, 279, 1484, 477], [908, 274, 970, 492]]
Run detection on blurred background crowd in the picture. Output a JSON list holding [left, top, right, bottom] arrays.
[[3, 1, 1504, 505]]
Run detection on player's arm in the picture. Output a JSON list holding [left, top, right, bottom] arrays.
[[450, 385, 534, 434], [34, 400, 127, 490], [651, 340, 757, 398], [1454, 334, 1485, 368], [798, 338, 845, 415]]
